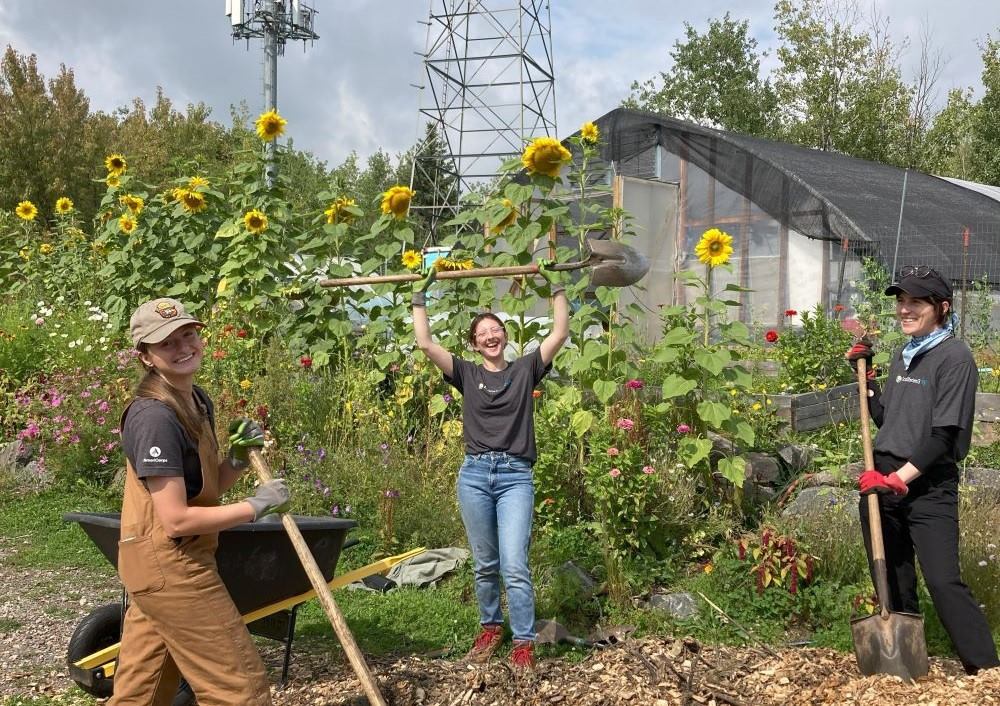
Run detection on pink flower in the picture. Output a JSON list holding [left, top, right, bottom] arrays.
[[625, 379, 644, 390], [97, 400, 110, 413], [642, 466, 655, 475], [607, 447, 620, 457], [616, 418, 635, 431], [95, 417, 106, 426], [609, 468, 621, 478], [34, 317, 44, 326], [676, 423, 691, 434], [99, 456, 109, 465], [17, 422, 40, 440]]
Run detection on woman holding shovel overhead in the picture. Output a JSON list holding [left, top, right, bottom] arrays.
[[110, 297, 291, 705], [847, 267, 998, 675], [411, 261, 569, 671]]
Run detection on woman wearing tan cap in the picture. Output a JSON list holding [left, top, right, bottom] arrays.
[[109, 297, 290, 705]]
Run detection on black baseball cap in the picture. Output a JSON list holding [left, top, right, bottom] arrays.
[[884, 266, 953, 301]]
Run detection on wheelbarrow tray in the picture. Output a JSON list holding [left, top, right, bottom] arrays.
[[64, 511, 357, 615]]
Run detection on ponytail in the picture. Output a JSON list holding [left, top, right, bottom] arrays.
[[133, 352, 203, 443]]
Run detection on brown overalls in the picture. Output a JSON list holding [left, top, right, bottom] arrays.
[[110, 403, 272, 706]]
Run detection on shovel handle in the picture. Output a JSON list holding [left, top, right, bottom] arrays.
[[320, 264, 541, 287], [249, 450, 388, 706], [857, 361, 892, 619]]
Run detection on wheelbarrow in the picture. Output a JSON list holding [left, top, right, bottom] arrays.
[[64, 511, 423, 702]]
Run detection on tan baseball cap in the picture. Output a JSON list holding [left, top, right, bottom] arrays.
[[129, 298, 204, 348]]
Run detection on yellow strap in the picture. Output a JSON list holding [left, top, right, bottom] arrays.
[[74, 547, 426, 671]]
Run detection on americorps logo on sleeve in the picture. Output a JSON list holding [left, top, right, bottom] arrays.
[[143, 446, 168, 464]]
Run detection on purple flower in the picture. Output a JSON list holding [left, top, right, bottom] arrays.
[[443, 393, 453, 403], [380, 442, 389, 451], [330, 504, 340, 517], [318, 448, 326, 461]]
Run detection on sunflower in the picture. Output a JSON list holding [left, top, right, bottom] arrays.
[[187, 176, 210, 189], [325, 196, 357, 225], [105, 154, 127, 176], [434, 257, 474, 272], [105, 174, 121, 188], [55, 197, 74, 215], [15, 200, 37, 221], [521, 136, 572, 178], [243, 209, 268, 234], [695, 228, 734, 268], [177, 189, 207, 214], [119, 214, 137, 234], [580, 121, 600, 145], [488, 198, 518, 234], [255, 110, 287, 141], [401, 249, 422, 270], [39, 243, 54, 255], [119, 193, 144, 215], [380, 186, 415, 219]]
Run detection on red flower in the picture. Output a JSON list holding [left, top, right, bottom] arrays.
[[236, 398, 248, 409], [765, 330, 779, 343], [256, 405, 269, 421], [737, 540, 746, 561], [300, 355, 313, 369], [212, 349, 226, 360], [223, 324, 235, 334], [236, 329, 248, 338], [532, 390, 542, 398], [833, 304, 845, 312], [784, 309, 797, 317]]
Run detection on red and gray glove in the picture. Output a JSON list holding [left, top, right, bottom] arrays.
[[858, 470, 908, 496], [846, 338, 875, 379]]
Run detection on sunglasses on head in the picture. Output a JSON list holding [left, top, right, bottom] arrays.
[[896, 265, 940, 279]]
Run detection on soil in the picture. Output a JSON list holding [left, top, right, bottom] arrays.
[[2, 536, 998, 706]]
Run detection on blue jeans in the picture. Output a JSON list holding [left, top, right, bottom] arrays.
[[457, 452, 536, 642]]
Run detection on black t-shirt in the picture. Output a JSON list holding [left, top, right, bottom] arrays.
[[445, 349, 550, 463], [874, 337, 977, 466], [121, 386, 216, 500]]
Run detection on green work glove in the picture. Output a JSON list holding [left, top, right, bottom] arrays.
[[244, 479, 291, 521], [411, 267, 437, 308], [537, 259, 565, 295], [227, 417, 265, 470]]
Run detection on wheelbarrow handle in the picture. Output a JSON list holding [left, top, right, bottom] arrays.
[[249, 450, 388, 706], [857, 360, 892, 620]]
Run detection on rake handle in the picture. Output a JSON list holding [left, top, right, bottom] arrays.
[[249, 450, 387, 706], [318, 258, 590, 288], [857, 361, 892, 620]]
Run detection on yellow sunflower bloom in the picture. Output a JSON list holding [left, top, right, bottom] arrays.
[[177, 189, 207, 214], [380, 185, 415, 219], [39, 243, 54, 255], [105, 154, 127, 176], [325, 196, 357, 225], [187, 176, 210, 189], [105, 174, 121, 188], [521, 136, 572, 178], [119, 214, 137, 234], [55, 197, 74, 215], [15, 200, 38, 221], [489, 198, 518, 234], [694, 228, 734, 268], [119, 194, 144, 215], [434, 257, 474, 272], [243, 209, 268, 234], [401, 249, 422, 270], [19, 247, 31, 261], [255, 109, 287, 141], [239, 379, 252, 391], [580, 121, 600, 145]]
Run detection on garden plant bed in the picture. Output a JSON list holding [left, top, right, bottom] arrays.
[[770, 383, 859, 432]]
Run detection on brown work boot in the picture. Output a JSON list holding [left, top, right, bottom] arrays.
[[464, 624, 504, 663], [510, 640, 535, 672]]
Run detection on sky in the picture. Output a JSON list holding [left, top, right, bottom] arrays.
[[1, 1, 998, 169]]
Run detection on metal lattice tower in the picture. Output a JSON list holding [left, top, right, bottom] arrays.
[[226, 0, 319, 187], [412, 0, 557, 234]]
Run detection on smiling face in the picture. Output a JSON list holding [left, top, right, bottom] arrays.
[[139, 323, 205, 385], [471, 316, 507, 364], [896, 294, 947, 337]]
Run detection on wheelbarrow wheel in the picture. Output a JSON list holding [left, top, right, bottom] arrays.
[[67, 602, 199, 704], [67, 602, 121, 698]]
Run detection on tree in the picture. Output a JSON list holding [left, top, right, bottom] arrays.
[[624, 13, 779, 137], [923, 88, 977, 179], [970, 36, 1000, 185]]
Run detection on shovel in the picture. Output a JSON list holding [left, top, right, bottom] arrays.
[[850, 359, 929, 683], [318, 238, 649, 289]]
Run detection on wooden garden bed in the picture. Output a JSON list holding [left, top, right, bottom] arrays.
[[771, 383, 859, 432]]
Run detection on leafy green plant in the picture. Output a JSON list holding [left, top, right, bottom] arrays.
[[771, 304, 854, 392]]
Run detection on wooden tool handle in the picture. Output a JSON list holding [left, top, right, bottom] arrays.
[[856, 361, 891, 619], [249, 450, 387, 706], [320, 264, 541, 287]]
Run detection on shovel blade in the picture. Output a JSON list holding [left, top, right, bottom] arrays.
[[851, 611, 929, 683], [585, 239, 649, 287]]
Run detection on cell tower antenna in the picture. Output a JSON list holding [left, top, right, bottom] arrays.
[[226, 0, 319, 187], [412, 0, 557, 235]]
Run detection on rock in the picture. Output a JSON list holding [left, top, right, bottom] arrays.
[[840, 461, 865, 481], [646, 592, 699, 620], [797, 471, 839, 488], [742, 481, 779, 507], [781, 486, 860, 522], [777, 444, 814, 473], [962, 467, 1000, 496], [745, 452, 782, 485]]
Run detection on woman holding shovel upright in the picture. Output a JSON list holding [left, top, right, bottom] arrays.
[[847, 267, 999, 675], [411, 262, 569, 671], [110, 297, 291, 705]]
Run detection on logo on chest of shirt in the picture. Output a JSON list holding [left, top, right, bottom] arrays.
[[895, 374, 928, 386], [478, 379, 512, 395]]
